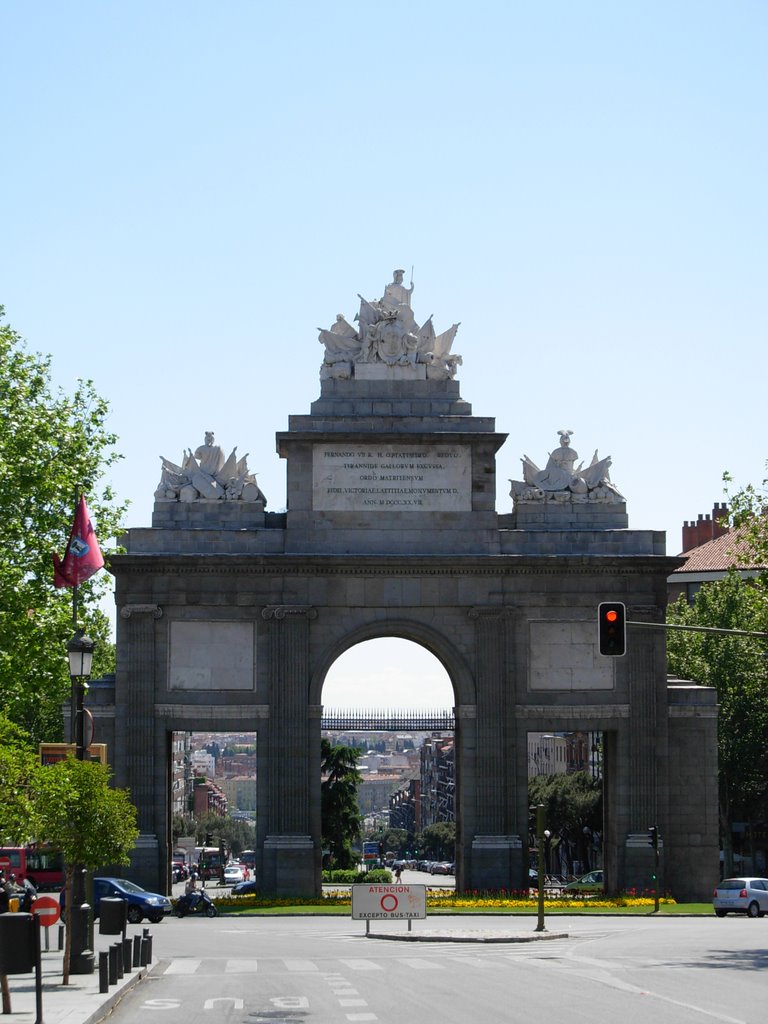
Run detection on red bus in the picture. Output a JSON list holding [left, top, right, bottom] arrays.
[[0, 846, 64, 891]]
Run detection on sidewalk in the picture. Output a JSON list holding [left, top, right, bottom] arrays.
[[2, 935, 148, 1024]]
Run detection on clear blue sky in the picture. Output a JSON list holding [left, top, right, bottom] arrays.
[[2, 2, 766, 705]]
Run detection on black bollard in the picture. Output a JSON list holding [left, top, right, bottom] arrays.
[[108, 943, 118, 986], [99, 951, 109, 994], [132, 934, 141, 968], [122, 937, 132, 973], [146, 931, 153, 964], [139, 936, 148, 967], [58, 924, 64, 951], [113, 942, 124, 979]]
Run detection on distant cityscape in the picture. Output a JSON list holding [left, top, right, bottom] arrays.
[[172, 727, 601, 832]]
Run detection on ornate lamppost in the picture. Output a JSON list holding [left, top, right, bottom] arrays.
[[66, 629, 95, 975]]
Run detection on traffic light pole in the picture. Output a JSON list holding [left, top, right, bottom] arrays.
[[628, 620, 768, 639]]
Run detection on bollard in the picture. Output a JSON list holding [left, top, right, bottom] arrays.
[[113, 942, 124, 979], [58, 925, 64, 951], [132, 934, 141, 968], [146, 931, 153, 964], [139, 936, 148, 967], [99, 951, 109, 994], [122, 937, 132, 973], [108, 943, 118, 986]]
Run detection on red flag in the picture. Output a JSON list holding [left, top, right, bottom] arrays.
[[53, 495, 105, 588]]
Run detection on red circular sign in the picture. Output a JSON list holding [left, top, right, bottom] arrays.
[[380, 894, 399, 912], [32, 895, 61, 927]]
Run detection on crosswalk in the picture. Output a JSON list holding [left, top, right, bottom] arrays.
[[160, 944, 572, 977]]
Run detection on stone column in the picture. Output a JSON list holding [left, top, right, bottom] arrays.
[[261, 605, 318, 895], [467, 607, 521, 889], [119, 603, 163, 890]]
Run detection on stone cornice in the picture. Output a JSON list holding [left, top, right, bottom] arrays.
[[112, 555, 680, 578]]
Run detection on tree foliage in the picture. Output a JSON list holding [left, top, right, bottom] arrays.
[[418, 821, 456, 860], [667, 570, 768, 870], [724, 466, 768, 565], [0, 714, 40, 845], [528, 770, 603, 874], [0, 308, 127, 742], [321, 738, 362, 869], [34, 757, 139, 985]]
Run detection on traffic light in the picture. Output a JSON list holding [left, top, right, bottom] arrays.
[[648, 826, 658, 849], [598, 602, 626, 656], [205, 832, 213, 845]]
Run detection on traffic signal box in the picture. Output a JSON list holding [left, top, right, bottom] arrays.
[[598, 602, 626, 656]]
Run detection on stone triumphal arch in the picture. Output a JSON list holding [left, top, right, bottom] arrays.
[[104, 271, 719, 901]]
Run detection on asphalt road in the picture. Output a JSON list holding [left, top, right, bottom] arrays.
[[107, 911, 765, 1024]]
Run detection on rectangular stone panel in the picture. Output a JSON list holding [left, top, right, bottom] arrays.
[[169, 621, 255, 690], [312, 443, 471, 511], [528, 620, 614, 690]]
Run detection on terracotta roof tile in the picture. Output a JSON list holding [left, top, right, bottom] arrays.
[[673, 526, 765, 574]]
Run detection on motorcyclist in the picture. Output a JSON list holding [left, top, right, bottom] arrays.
[[184, 872, 200, 909]]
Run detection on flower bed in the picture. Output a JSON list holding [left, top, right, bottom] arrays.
[[214, 887, 675, 912]]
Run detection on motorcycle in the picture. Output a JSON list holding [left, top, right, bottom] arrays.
[[173, 889, 218, 918]]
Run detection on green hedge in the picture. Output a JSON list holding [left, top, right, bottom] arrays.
[[322, 868, 392, 884]]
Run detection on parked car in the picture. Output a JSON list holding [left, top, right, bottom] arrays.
[[61, 877, 172, 924], [563, 870, 604, 893], [222, 864, 245, 886], [713, 877, 768, 918], [429, 861, 454, 875], [230, 879, 259, 896]]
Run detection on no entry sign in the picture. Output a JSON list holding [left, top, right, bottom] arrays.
[[351, 884, 426, 920], [32, 895, 61, 927]]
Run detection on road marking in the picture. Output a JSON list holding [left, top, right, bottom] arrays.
[[339, 999, 368, 1007], [164, 959, 201, 974], [204, 998, 244, 1010], [344, 1016, 377, 1022]]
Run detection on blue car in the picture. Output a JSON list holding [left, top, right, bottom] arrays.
[[61, 877, 172, 924]]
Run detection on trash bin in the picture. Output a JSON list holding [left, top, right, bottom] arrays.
[[99, 897, 127, 935], [8, 897, 20, 913], [0, 913, 36, 974]]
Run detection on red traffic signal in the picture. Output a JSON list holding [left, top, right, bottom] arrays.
[[598, 602, 626, 656]]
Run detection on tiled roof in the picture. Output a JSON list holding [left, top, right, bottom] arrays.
[[674, 526, 765, 574]]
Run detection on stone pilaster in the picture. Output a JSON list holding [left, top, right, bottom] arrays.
[[260, 605, 318, 896], [119, 603, 163, 832], [468, 607, 514, 835]]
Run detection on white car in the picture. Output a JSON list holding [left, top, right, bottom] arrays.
[[221, 864, 245, 886], [713, 877, 768, 917]]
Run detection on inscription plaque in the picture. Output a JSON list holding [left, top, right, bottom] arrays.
[[313, 443, 471, 511]]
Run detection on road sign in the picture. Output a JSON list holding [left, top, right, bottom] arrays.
[[351, 884, 426, 920], [32, 895, 61, 927], [0, 856, 11, 870]]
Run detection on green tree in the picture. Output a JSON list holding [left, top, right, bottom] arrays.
[[192, 812, 256, 858], [0, 308, 126, 742], [528, 771, 603, 875], [418, 821, 456, 860], [724, 466, 768, 564], [0, 714, 40, 845], [667, 570, 768, 874], [320, 738, 362, 869], [34, 758, 138, 985]]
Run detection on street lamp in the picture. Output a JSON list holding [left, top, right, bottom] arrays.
[[67, 629, 95, 975]]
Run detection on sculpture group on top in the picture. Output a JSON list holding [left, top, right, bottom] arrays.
[[155, 432, 267, 504], [509, 430, 624, 504], [318, 269, 462, 380]]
